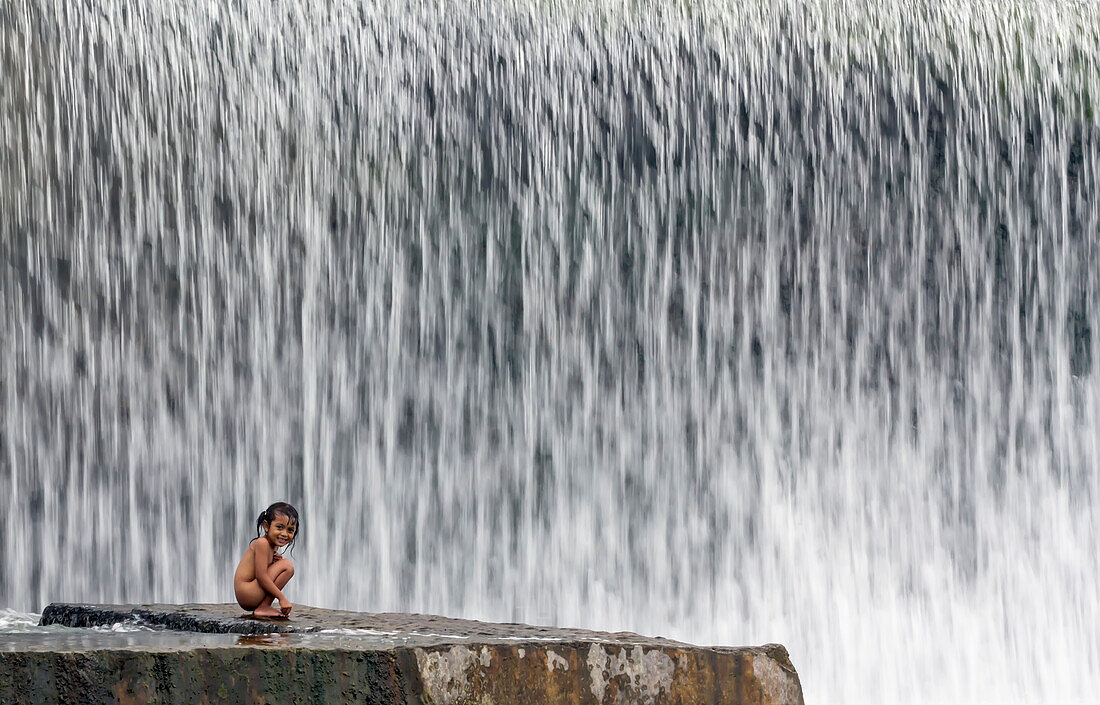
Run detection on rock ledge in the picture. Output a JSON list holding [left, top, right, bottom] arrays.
[[0, 603, 806, 705]]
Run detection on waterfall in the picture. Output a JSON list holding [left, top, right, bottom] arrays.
[[2, 1, 1098, 702]]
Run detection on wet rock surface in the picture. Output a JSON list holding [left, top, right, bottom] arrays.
[[39, 603, 707, 643], [2, 603, 806, 705]]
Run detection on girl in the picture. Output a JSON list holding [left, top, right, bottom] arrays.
[[234, 502, 299, 617]]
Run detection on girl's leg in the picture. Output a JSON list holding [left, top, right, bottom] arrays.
[[252, 560, 295, 616], [234, 580, 266, 611]]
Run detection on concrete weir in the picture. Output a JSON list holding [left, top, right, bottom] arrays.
[[0, 604, 806, 704]]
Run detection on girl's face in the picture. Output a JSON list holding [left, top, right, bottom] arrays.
[[263, 512, 297, 548]]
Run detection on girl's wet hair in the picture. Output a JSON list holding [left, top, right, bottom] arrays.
[[256, 501, 300, 547]]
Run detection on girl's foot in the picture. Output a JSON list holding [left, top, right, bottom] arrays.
[[252, 605, 283, 618]]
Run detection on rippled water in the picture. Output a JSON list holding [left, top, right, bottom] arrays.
[[0, 609, 51, 634], [0, 610, 369, 651], [2, 1, 1099, 702], [0, 608, 152, 635]]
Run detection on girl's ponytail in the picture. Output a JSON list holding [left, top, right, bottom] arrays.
[[255, 509, 269, 537]]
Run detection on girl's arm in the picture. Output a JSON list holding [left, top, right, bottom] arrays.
[[252, 541, 287, 604]]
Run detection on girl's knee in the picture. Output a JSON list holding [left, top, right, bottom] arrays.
[[277, 558, 295, 576]]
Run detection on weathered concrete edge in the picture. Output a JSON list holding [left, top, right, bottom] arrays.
[[30, 604, 805, 704], [0, 641, 804, 705], [0, 646, 419, 705], [407, 641, 806, 705]]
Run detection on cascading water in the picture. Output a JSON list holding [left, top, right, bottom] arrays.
[[2, 0, 1098, 702]]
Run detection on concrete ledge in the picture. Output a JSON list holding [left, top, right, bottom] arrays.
[[0, 647, 411, 705], [2, 603, 805, 705]]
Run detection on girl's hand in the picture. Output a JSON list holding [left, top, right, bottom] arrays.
[[271, 553, 282, 562], [280, 602, 293, 617]]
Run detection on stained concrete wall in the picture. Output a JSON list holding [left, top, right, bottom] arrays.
[[0, 647, 411, 705], [4, 604, 806, 705], [1, 642, 803, 705]]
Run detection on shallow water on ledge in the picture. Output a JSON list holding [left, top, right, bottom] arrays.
[[0, 609, 236, 650], [0, 626, 461, 653], [2, 630, 251, 652], [0, 609, 569, 651]]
